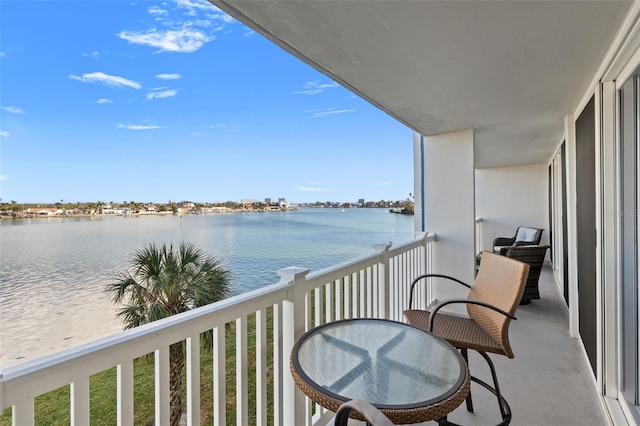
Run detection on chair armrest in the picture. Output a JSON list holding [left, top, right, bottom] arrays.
[[408, 274, 471, 309], [335, 399, 393, 426], [493, 236, 515, 247], [513, 240, 535, 247], [428, 298, 517, 332]]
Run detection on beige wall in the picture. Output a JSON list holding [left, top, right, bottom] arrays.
[[475, 164, 550, 254]]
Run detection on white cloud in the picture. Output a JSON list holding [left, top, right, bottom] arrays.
[[82, 51, 100, 59], [117, 123, 163, 130], [192, 132, 204, 136], [0, 51, 6, 58], [146, 89, 177, 100], [306, 108, 355, 118], [376, 182, 390, 187], [148, 6, 168, 16], [118, 28, 213, 53], [0, 130, 9, 138], [96, 98, 113, 104], [175, 0, 217, 11], [294, 81, 340, 95], [2, 106, 25, 114], [0, 174, 8, 181], [69, 72, 141, 89], [206, 11, 235, 24], [155, 73, 181, 80], [293, 186, 328, 192]]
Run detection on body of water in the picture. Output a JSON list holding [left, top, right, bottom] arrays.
[[0, 208, 414, 367]]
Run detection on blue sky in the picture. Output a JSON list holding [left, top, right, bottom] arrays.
[[0, 0, 413, 204]]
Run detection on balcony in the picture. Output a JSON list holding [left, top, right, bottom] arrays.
[[0, 234, 607, 425]]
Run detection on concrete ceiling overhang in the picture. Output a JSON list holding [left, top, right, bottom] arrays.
[[211, 0, 631, 168]]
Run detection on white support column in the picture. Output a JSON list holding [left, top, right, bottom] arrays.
[[278, 266, 310, 426], [415, 129, 475, 308]]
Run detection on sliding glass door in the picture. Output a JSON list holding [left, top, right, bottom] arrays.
[[619, 72, 639, 411]]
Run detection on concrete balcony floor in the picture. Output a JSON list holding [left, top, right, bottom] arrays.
[[352, 265, 610, 425]]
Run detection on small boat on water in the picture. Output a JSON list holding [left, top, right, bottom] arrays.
[[389, 207, 414, 215]]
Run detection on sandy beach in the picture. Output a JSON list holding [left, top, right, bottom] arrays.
[[1, 294, 123, 368]]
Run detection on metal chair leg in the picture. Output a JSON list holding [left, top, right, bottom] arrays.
[[460, 348, 474, 413], [438, 350, 512, 426], [472, 350, 512, 425]]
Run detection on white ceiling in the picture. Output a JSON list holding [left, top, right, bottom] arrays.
[[211, 0, 631, 168]]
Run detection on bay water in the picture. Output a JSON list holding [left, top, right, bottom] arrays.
[[0, 208, 414, 367]]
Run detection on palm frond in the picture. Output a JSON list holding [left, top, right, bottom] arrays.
[[107, 241, 232, 336]]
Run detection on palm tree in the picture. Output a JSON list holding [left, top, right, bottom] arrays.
[[106, 242, 232, 426]]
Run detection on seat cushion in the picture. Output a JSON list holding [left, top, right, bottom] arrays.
[[516, 227, 538, 242], [403, 309, 508, 357]]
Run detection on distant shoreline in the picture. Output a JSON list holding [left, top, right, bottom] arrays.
[[0, 207, 387, 220]]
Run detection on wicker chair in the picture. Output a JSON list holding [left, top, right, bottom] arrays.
[[404, 251, 529, 426], [335, 399, 394, 426], [499, 245, 549, 304], [492, 226, 543, 253]]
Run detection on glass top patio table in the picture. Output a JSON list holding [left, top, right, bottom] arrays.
[[290, 318, 470, 424]]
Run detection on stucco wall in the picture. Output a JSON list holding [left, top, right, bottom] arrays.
[[475, 164, 550, 255], [416, 130, 476, 301]]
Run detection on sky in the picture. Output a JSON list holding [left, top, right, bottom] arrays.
[[0, 0, 414, 205]]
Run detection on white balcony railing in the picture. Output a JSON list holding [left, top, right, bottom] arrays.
[[0, 233, 435, 426]]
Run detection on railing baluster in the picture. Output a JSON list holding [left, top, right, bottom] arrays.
[[12, 398, 35, 426], [213, 326, 226, 426], [325, 282, 332, 323], [273, 302, 283, 426], [314, 287, 322, 327], [352, 273, 359, 318], [344, 275, 351, 319], [117, 360, 134, 426], [363, 267, 369, 317], [402, 251, 408, 320], [335, 278, 342, 321], [256, 309, 267, 426], [186, 334, 200, 426], [236, 317, 248, 426], [71, 377, 90, 426], [155, 346, 170, 426]]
